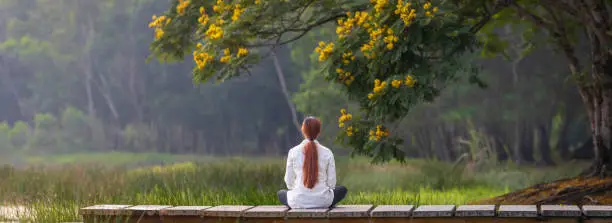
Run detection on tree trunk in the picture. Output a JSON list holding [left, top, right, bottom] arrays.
[[520, 123, 535, 163], [580, 84, 612, 177], [537, 124, 555, 165], [556, 104, 573, 160], [271, 50, 301, 133]]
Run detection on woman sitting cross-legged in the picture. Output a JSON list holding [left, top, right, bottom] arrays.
[[278, 116, 348, 209]]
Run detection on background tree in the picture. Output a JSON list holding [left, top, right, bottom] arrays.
[[149, 0, 609, 175]]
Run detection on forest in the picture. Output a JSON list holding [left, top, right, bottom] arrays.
[[0, 0, 592, 167], [2, 0, 612, 221]]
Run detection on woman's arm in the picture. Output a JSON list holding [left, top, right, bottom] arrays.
[[326, 153, 337, 188], [284, 151, 296, 190]]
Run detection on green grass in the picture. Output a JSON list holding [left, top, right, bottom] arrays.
[[0, 152, 587, 222]]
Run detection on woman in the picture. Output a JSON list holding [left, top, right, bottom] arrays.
[[278, 116, 347, 209]]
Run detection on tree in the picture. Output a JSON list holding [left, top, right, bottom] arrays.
[[148, 0, 609, 175]]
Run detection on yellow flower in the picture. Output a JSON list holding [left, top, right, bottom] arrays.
[[232, 4, 245, 21], [368, 93, 375, 100], [346, 126, 354, 136], [369, 125, 389, 141], [373, 79, 387, 93], [404, 75, 416, 87], [345, 76, 355, 85], [395, 1, 417, 26], [205, 24, 223, 40], [383, 31, 398, 50], [371, 0, 388, 16], [237, 48, 248, 57], [193, 51, 214, 69], [154, 28, 164, 39], [198, 7, 209, 25], [176, 0, 190, 15], [314, 42, 334, 61], [433, 7, 439, 13], [391, 80, 402, 88], [423, 2, 432, 10], [213, 0, 227, 13], [149, 15, 168, 28], [425, 11, 433, 17], [220, 55, 231, 63], [338, 109, 353, 128], [196, 43, 203, 49], [255, 0, 261, 4]]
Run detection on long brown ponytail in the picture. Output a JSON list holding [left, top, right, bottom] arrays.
[[301, 116, 321, 189]]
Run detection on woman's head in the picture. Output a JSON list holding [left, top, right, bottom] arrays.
[[301, 116, 321, 141], [301, 116, 321, 189]]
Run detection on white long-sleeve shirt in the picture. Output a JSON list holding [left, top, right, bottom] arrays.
[[284, 140, 336, 209]]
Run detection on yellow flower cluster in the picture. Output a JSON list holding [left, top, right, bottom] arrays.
[[360, 24, 386, 59], [149, 15, 171, 39], [370, 0, 388, 17], [383, 28, 399, 50], [368, 79, 387, 100], [213, 0, 230, 14], [342, 51, 356, 64], [193, 51, 214, 69], [232, 4, 245, 21], [391, 79, 402, 88], [315, 41, 334, 61], [369, 125, 389, 141], [220, 48, 231, 63], [198, 7, 209, 26], [219, 47, 248, 63], [423, 2, 439, 17], [336, 68, 355, 85], [405, 75, 416, 87], [336, 11, 371, 39], [346, 126, 355, 136], [338, 109, 353, 128], [176, 0, 190, 15], [395, 1, 417, 26], [237, 47, 249, 57], [205, 24, 223, 40]]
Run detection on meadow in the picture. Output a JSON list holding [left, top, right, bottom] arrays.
[[0, 152, 587, 222]]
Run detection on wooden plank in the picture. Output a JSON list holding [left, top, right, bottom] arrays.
[[498, 205, 538, 217], [582, 205, 612, 217], [243, 205, 289, 218], [79, 204, 132, 215], [202, 205, 254, 217], [123, 205, 172, 216], [370, 205, 414, 217], [540, 205, 581, 217], [412, 205, 455, 217], [455, 205, 496, 217], [286, 208, 329, 218], [329, 205, 374, 218], [159, 206, 211, 216]]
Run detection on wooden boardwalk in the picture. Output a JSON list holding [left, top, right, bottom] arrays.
[[79, 204, 612, 223]]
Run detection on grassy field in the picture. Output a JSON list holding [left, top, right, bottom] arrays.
[[0, 152, 587, 222]]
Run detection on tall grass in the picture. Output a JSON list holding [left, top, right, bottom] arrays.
[[0, 154, 586, 222]]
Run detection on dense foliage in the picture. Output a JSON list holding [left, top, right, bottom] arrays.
[[148, 0, 609, 168]]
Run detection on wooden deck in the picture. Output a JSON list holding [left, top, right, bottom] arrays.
[[79, 204, 612, 223]]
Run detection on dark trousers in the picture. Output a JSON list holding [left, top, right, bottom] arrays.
[[277, 186, 348, 208]]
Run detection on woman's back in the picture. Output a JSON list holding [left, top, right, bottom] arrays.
[[284, 140, 336, 208], [278, 116, 346, 209]]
